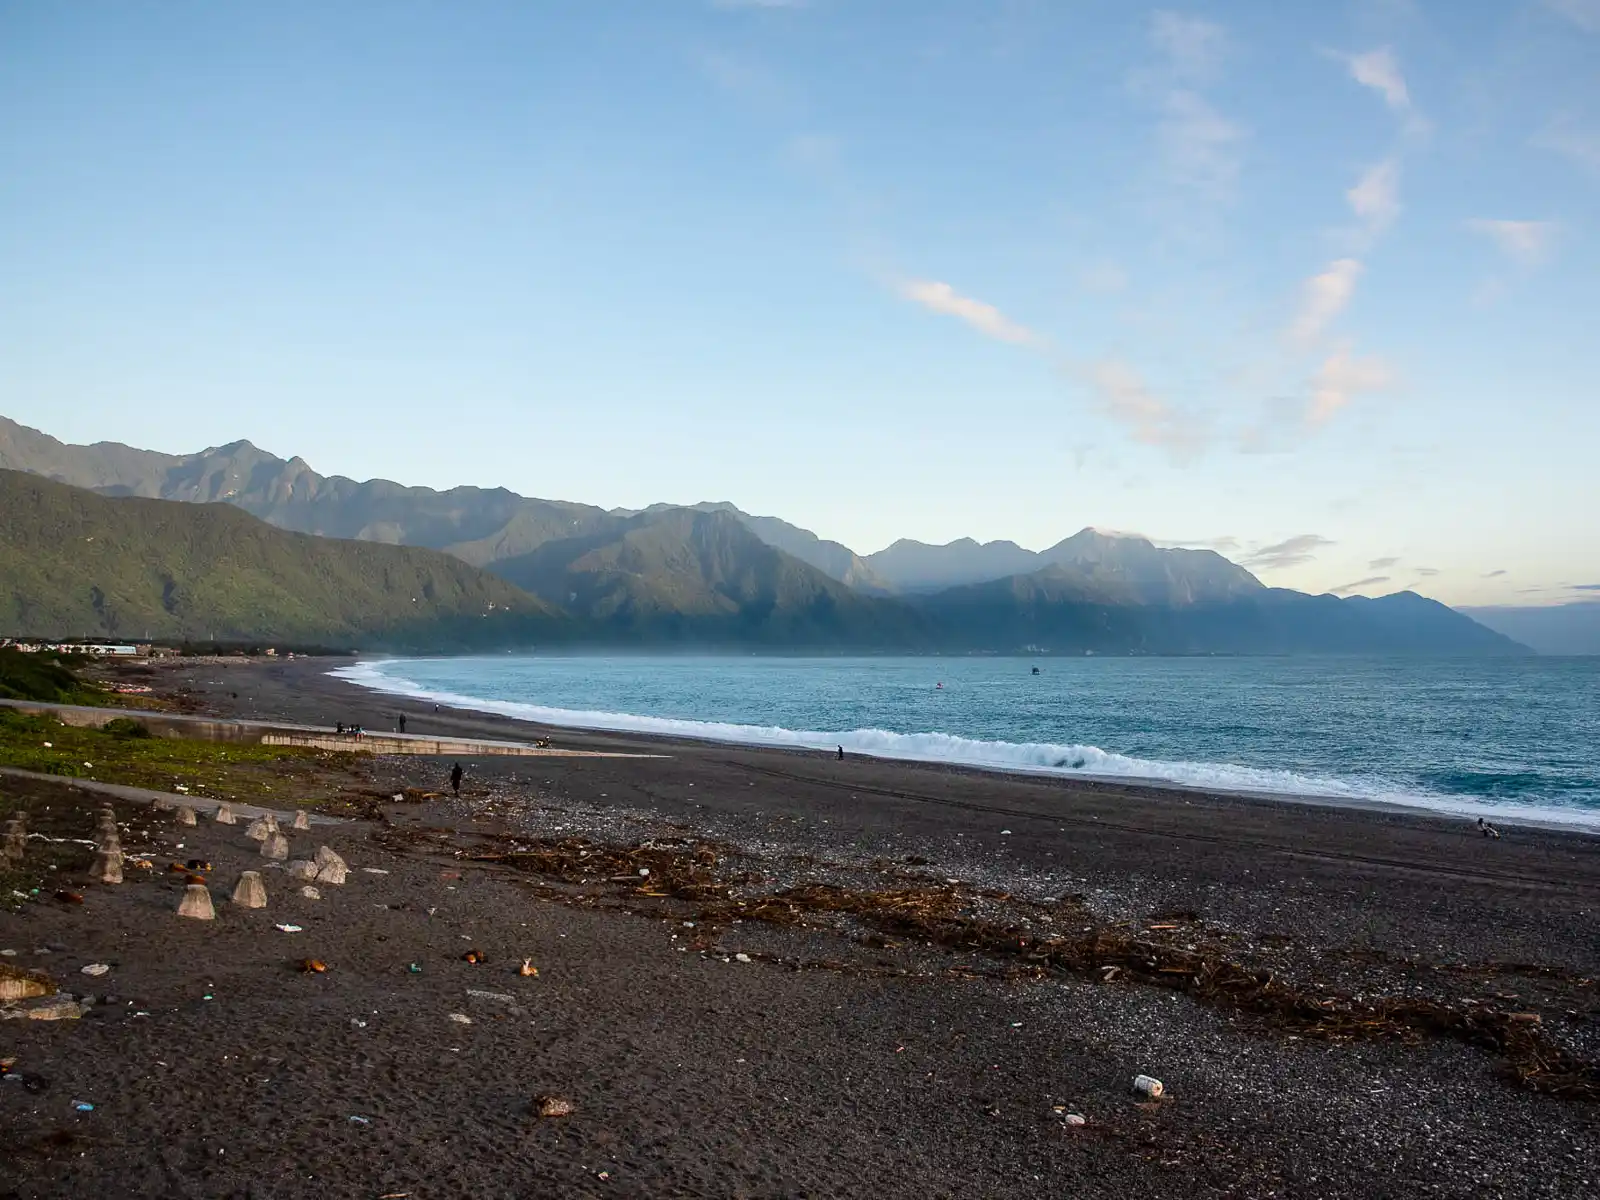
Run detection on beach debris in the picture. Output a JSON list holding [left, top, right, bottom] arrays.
[[448, 1012, 473, 1024], [407, 962, 422, 974], [80, 963, 111, 977], [213, 803, 236, 824], [21, 996, 88, 1021], [348, 1114, 370, 1124], [466, 989, 516, 1004], [734, 953, 752, 963], [89, 847, 123, 885], [519, 959, 539, 978], [534, 1094, 575, 1118], [1064, 1113, 1087, 1127], [0, 963, 55, 1001], [54, 890, 85, 905], [274, 924, 303, 933], [176, 883, 216, 921], [176, 805, 197, 827], [292, 810, 311, 832], [287, 860, 319, 881], [245, 817, 271, 842], [186, 859, 212, 872], [1132, 1075, 1165, 1099], [461, 949, 485, 964], [72, 1100, 94, 1112], [261, 833, 289, 861], [300, 886, 321, 900], [232, 871, 267, 909], [361, 868, 389, 875], [298, 958, 328, 974]]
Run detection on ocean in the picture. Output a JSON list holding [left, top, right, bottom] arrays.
[[335, 654, 1600, 830]]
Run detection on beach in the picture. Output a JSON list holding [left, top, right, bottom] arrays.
[[2, 655, 1597, 1198]]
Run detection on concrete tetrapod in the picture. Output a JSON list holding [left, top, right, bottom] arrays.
[[90, 846, 123, 885], [260, 832, 290, 861], [292, 810, 311, 832], [314, 845, 346, 871], [287, 860, 318, 881], [316, 860, 348, 886], [176, 805, 198, 827], [231, 870, 267, 909], [245, 817, 271, 842], [214, 804, 237, 825], [176, 883, 216, 920]]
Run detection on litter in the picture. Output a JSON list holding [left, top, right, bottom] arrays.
[[519, 959, 539, 977], [466, 989, 515, 1004], [1132, 1074, 1165, 1099], [1064, 1113, 1087, 1127], [534, 1094, 575, 1118], [448, 1012, 473, 1024], [274, 924, 303, 933], [80, 964, 111, 977], [348, 1115, 370, 1124], [72, 1100, 94, 1112], [361, 868, 389, 875]]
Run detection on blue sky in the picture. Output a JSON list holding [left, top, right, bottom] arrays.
[[1, 0, 1596, 605]]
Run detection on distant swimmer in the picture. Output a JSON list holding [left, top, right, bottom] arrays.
[[1031, 666, 1041, 675], [1477, 817, 1501, 840], [837, 745, 845, 761], [936, 682, 943, 690]]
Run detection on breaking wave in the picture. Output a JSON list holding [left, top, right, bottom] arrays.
[[331, 660, 1600, 830]]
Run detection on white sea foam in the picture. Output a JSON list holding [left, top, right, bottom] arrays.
[[332, 660, 1600, 831]]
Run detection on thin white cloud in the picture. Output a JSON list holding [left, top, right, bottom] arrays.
[[1308, 346, 1392, 426], [1290, 258, 1363, 345], [1329, 575, 1391, 595], [1157, 90, 1246, 202], [1150, 11, 1227, 82], [1345, 47, 1411, 112], [1083, 359, 1206, 455], [1347, 160, 1401, 239], [898, 280, 1039, 345], [1240, 534, 1335, 571], [1535, 117, 1600, 176], [1544, 0, 1600, 32], [712, 0, 805, 8], [1466, 219, 1557, 267]]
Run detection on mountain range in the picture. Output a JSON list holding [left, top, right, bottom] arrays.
[[0, 416, 1530, 655]]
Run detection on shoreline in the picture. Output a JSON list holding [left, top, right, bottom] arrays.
[[5, 652, 1596, 1197], [331, 654, 1600, 836]]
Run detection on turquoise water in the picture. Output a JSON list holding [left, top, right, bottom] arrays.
[[336, 655, 1600, 829]]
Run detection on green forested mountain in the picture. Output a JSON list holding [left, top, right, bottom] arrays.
[[0, 470, 561, 649], [489, 508, 928, 645]]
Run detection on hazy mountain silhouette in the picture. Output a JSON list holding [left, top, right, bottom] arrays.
[[1458, 601, 1600, 656]]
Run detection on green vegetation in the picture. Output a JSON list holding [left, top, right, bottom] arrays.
[[0, 469, 564, 649], [0, 646, 99, 703], [0, 708, 363, 805]]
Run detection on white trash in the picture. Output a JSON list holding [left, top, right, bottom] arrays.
[[1132, 1074, 1164, 1099]]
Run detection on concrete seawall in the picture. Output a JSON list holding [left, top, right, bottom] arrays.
[[0, 698, 664, 760]]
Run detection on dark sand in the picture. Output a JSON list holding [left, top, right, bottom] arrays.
[[2, 656, 1597, 1198]]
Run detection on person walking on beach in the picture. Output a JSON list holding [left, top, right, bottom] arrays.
[[837, 745, 845, 761], [450, 762, 464, 797], [398, 713, 407, 734]]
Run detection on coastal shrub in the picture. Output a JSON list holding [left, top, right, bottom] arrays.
[[0, 648, 87, 704], [102, 717, 152, 739]]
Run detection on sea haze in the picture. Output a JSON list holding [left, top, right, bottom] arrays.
[[337, 655, 1600, 830]]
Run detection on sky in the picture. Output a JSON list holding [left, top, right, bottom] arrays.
[[1, 0, 1596, 607]]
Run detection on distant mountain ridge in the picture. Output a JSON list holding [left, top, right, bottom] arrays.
[[0, 416, 1531, 656]]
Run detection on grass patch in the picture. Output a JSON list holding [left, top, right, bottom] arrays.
[[0, 709, 368, 806], [0, 647, 103, 705]]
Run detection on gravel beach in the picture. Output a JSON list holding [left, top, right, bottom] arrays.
[[2, 655, 1596, 1199]]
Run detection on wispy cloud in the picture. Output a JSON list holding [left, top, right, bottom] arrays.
[[1344, 47, 1411, 112], [1082, 359, 1207, 455], [1483, 569, 1508, 578], [1240, 534, 1335, 571], [1330, 575, 1391, 595], [711, 0, 805, 8], [1290, 258, 1363, 345], [1308, 346, 1393, 426], [1150, 11, 1228, 82], [1466, 219, 1557, 267], [1573, 583, 1600, 591], [1347, 160, 1401, 242], [1413, 567, 1440, 577], [1544, 0, 1600, 33], [898, 280, 1039, 345], [1134, 12, 1245, 209], [1369, 556, 1400, 569], [1163, 535, 1242, 552], [1535, 117, 1600, 176]]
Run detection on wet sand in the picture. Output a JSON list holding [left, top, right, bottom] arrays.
[[2, 656, 1597, 1198]]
